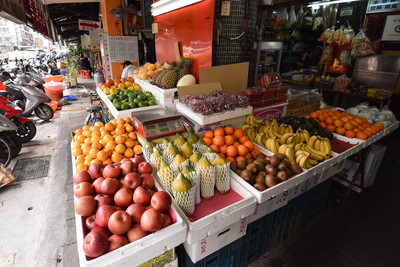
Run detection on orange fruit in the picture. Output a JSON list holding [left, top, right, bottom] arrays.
[[97, 151, 108, 161], [132, 141, 139, 146], [92, 141, 103, 150], [125, 124, 134, 133], [233, 129, 244, 139], [345, 130, 356, 138], [220, 144, 228, 155], [213, 135, 225, 146], [214, 127, 225, 136], [128, 132, 137, 140], [76, 135, 86, 144], [111, 152, 124, 163], [82, 146, 91, 156], [243, 141, 255, 152], [244, 153, 252, 159], [75, 129, 83, 135], [366, 127, 377, 135], [251, 149, 261, 158], [115, 135, 126, 144], [224, 135, 235, 146], [350, 120, 359, 127], [226, 156, 236, 163], [203, 137, 212, 146], [334, 119, 344, 127], [94, 121, 104, 128], [105, 140, 117, 151], [103, 158, 113, 165], [319, 122, 327, 129], [102, 134, 114, 144], [356, 132, 368, 140], [210, 144, 220, 153], [125, 139, 135, 148], [76, 163, 88, 172], [82, 125, 90, 131], [115, 144, 126, 154], [325, 117, 334, 125], [374, 123, 384, 131], [220, 154, 226, 159], [116, 118, 125, 125], [227, 146, 238, 157], [75, 155, 86, 165], [124, 148, 134, 158], [224, 126, 234, 135], [237, 145, 249, 156], [91, 159, 102, 164], [100, 130, 111, 138], [115, 126, 125, 135], [335, 127, 346, 135], [239, 136, 249, 144], [133, 145, 142, 154], [344, 122, 354, 130], [84, 137, 92, 146], [83, 130, 92, 138], [204, 130, 214, 139], [233, 141, 240, 147], [89, 147, 100, 159], [105, 123, 115, 131], [326, 125, 336, 132], [236, 156, 246, 163], [125, 117, 132, 123], [340, 116, 350, 123], [90, 126, 100, 133], [317, 114, 326, 122]]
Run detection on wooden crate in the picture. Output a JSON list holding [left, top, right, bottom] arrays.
[[286, 105, 311, 117]]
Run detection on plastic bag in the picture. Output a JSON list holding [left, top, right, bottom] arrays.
[[318, 27, 334, 43], [332, 28, 343, 44], [351, 29, 374, 57], [339, 49, 351, 66], [341, 27, 355, 45], [380, 105, 396, 122], [288, 6, 296, 27], [313, 17, 321, 31], [333, 75, 351, 92], [320, 45, 334, 65]]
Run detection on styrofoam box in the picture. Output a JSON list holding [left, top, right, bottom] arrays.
[[134, 77, 178, 108], [253, 102, 288, 121], [332, 133, 364, 161], [183, 217, 248, 263], [97, 87, 162, 119], [176, 102, 253, 125], [319, 159, 345, 184], [70, 143, 187, 267], [287, 172, 321, 201], [383, 121, 399, 137]]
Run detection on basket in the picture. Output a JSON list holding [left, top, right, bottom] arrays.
[[0, 164, 16, 188], [286, 105, 311, 117], [43, 75, 64, 83]]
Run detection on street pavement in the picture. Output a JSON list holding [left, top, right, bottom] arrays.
[[0, 78, 94, 267]]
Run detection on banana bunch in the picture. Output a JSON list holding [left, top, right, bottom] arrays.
[[277, 124, 293, 135], [294, 151, 317, 169], [242, 125, 257, 141], [280, 133, 300, 145], [308, 135, 332, 157], [294, 143, 330, 162], [245, 113, 263, 127], [264, 125, 282, 139], [265, 137, 280, 153], [278, 144, 296, 163], [265, 119, 278, 132], [254, 133, 268, 148], [295, 129, 310, 143]]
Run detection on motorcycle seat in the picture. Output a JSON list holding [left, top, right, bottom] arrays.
[[86, 105, 101, 112]]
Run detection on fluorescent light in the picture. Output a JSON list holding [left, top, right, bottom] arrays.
[[151, 0, 203, 16], [308, 0, 360, 9]]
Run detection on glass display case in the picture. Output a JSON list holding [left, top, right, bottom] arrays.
[[255, 40, 283, 86]]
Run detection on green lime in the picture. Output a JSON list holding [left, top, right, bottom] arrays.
[[116, 89, 122, 95], [134, 98, 141, 104], [147, 96, 155, 101], [109, 94, 117, 101], [138, 94, 146, 100], [128, 96, 135, 103], [121, 103, 130, 110], [114, 101, 122, 110], [138, 101, 148, 107], [145, 92, 152, 97], [129, 102, 137, 109], [149, 100, 157, 106]]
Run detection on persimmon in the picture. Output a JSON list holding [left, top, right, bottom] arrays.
[[336, 127, 346, 135], [214, 127, 225, 136], [345, 130, 356, 138], [226, 156, 236, 163], [251, 149, 261, 158], [227, 146, 238, 157], [356, 132, 368, 140], [236, 156, 246, 163], [210, 144, 220, 153], [243, 140, 255, 152], [213, 135, 225, 146], [326, 125, 336, 132], [325, 117, 334, 125], [343, 122, 354, 130], [319, 122, 327, 129], [220, 144, 228, 154], [233, 128, 244, 139], [225, 135, 235, 146], [317, 114, 326, 122], [203, 137, 212, 146], [238, 136, 250, 144]]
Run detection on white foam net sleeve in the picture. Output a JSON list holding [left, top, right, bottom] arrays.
[[215, 162, 231, 194], [173, 187, 195, 216]]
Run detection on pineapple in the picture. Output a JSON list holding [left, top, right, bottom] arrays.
[[161, 69, 178, 89], [155, 69, 168, 87], [151, 69, 163, 84], [177, 58, 193, 81]]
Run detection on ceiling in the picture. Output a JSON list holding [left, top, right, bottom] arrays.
[[47, 2, 100, 42]]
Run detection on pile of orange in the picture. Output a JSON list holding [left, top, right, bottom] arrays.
[[202, 126, 261, 163], [308, 108, 384, 140], [72, 118, 142, 172]]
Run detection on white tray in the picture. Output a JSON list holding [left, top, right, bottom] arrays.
[[97, 88, 162, 119], [176, 102, 253, 126], [71, 143, 187, 267], [133, 77, 178, 108]]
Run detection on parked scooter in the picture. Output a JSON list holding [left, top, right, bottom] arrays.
[[0, 95, 36, 143], [1, 81, 54, 121], [0, 114, 21, 166]]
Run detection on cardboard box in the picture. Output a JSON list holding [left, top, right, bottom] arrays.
[[182, 115, 246, 136], [253, 102, 288, 121]]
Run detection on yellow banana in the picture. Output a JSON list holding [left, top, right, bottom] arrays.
[[314, 139, 321, 151], [278, 124, 286, 135], [242, 124, 252, 132], [299, 154, 309, 169], [294, 143, 302, 152], [296, 154, 305, 165], [322, 138, 332, 155], [302, 130, 310, 141], [271, 126, 282, 139], [308, 135, 318, 148], [306, 144, 330, 159], [278, 144, 288, 154], [295, 150, 308, 158], [280, 133, 292, 145], [246, 114, 252, 125], [309, 159, 318, 166], [285, 145, 296, 163]]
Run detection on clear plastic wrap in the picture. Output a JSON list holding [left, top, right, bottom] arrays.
[[181, 95, 197, 105], [188, 99, 213, 115], [320, 45, 334, 65], [341, 27, 355, 46], [206, 96, 225, 113], [221, 95, 237, 110], [332, 28, 343, 44], [351, 29, 374, 57], [333, 75, 351, 92], [318, 27, 335, 43], [230, 94, 249, 108], [209, 90, 227, 97]]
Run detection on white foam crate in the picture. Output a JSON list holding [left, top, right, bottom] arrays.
[[97, 87, 162, 119], [319, 159, 345, 184], [134, 77, 178, 108], [70, 143, 187, 267], [183, 217, 248, 263], [176, 102, 253, 125], [287, 172, 321, 201], [383, 121, 399, 137]]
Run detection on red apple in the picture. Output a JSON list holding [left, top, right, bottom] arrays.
[[92, 177, 104, 194], [88, 163, 104, 180], [131, 155, 146, 165], [127, 224, 147, 243], [83, 229, 109, 258], [91, 226, 111, 237], [150, 191, 172, 213], [140, 208, 162, 233], [73, 171, 91, 184], [161, 213, 172, 228], [95, 205, 119, 228], [102, 164, 121, 179], [120, 160, 136, 176], [118, 178, 125, 188], [112, 162, 121, 168], [114, 188, 133, 208], [126, 203, 146, 224], [140, 174, 155, 189], [74, 182, 94, 198], [101, 178, 120, 195], [75, 196, 97, 216], [133, 186, 152, 205], [85, 214, 97, 230], [94, 194, 113, 207], [123, 172, 141, 190], [108, 211, 131, 235], [137, 162, 152, 175], [108, 235, 129, 252]]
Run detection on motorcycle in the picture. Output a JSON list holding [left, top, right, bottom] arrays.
[[0, 114, 22, 166], [0, 95, 36, 143]]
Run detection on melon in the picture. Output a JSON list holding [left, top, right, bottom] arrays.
[[177, 74, 196, 87]]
